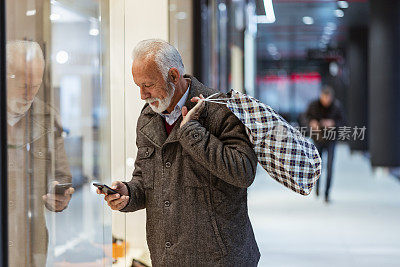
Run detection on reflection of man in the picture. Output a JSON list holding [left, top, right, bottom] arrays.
[[305, 86, 345, 203], [99, 39, 260, 266], [7, 40, 74, 266]]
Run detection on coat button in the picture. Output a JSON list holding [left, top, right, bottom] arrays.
[[165, 162, 171, 168], [9, 201, 14, 207], [145, 151, 150, 157], [193, 133, 199, 139], [164, 200, 171, 207], [165, 241, 172, 248], [8, 241, 13, 247]]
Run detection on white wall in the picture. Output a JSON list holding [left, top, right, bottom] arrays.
[[109, 0, 169, 265]]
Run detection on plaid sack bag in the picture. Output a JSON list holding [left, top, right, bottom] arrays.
[[204, 90, 322, 195]]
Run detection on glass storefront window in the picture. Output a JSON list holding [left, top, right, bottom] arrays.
[[5, 0, 112, 266]]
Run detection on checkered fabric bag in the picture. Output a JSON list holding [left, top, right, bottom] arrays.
[[204, 90, 321, 195]]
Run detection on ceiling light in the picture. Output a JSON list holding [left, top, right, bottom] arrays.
[[329, 62, 339, 76], [89, 20, 99, 36], [334, 9, 344, 17], [263, 0, 276, 22], [175, 12, 187, 20], [337, 1, 349, 9], [26, 10, 36, 16], [89, 28, 99, 36], [50, 13, 60, 21], [56, 51, 69, 64], [302, 16, 314, 25], [258, 0, 276, 24], [218, 3, 227, 12]]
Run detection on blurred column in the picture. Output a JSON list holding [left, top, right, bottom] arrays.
[[347, 27, 368, 151], [244, 0, 257, 97], [169, 0, 194, 75], [109, 0, 169, 265], [369, 0, 400, 166]]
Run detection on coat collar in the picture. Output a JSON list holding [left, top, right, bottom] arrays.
[[139, 75, 211, 148]]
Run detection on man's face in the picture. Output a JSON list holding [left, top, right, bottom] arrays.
[[320, 93, 333, 108], [7, 53, 44, 114], [132, 57, 174, 113]]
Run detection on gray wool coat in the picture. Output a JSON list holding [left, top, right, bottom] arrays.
[[121, 75, 260, 266]]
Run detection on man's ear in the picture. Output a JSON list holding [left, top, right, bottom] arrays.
[[168, 68, 180, 84]]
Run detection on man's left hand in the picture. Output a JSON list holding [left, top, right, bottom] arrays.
[[181, 94, 205, 128]]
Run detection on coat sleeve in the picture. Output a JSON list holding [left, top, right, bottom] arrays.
[[119, 139, 147, 213], [177, 107, 258, 188]]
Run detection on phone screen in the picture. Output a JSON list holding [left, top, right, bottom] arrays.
[[93, 183, 118, 195], [50, 183, 72, 195]]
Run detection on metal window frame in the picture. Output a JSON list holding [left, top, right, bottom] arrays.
[[0, 0, 8, 265]]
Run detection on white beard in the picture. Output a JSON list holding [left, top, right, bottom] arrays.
[[146, 83, 175, 114]]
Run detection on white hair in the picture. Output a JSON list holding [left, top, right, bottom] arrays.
[[6, 40, 45, 71], [132, 39, 185, 81]]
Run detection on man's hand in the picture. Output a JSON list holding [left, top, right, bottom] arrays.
[[181, 94, 205, 128], [320, 119, 335, 128], [42, 181, 74, 212], [309, 119, 319, 130], [97, 181, 129, 211]]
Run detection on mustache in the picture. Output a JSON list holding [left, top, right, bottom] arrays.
[[145, 98, 161, 104], [144, 83, 175, 105]]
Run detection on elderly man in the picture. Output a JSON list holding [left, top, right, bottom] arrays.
[[100, 39, 260, 266], [6, 40, 74, 266]]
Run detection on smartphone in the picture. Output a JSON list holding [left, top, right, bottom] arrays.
[[50, 183, 72, 195], [93, 182, 118, 195]]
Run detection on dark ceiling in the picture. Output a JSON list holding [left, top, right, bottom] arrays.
[[255, 0, 369, 60]]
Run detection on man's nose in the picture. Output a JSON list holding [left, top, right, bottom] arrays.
[[140, 87, 150, 100]]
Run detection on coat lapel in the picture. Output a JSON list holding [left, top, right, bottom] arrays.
[[139, 111, 167, 148]]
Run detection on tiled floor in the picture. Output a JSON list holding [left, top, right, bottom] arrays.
[[248, 143, 400, 267]]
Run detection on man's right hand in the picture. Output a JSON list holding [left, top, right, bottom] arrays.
[[309, 119, 319, 130], [96, 181, 129, 210]]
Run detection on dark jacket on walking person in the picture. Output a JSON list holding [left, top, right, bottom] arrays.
[[304, 87, 346, 202], [304, 88, 346, 145]]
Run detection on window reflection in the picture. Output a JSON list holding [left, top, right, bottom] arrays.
[[7, 40, 74, 266], [6, 0, 112, 266]]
